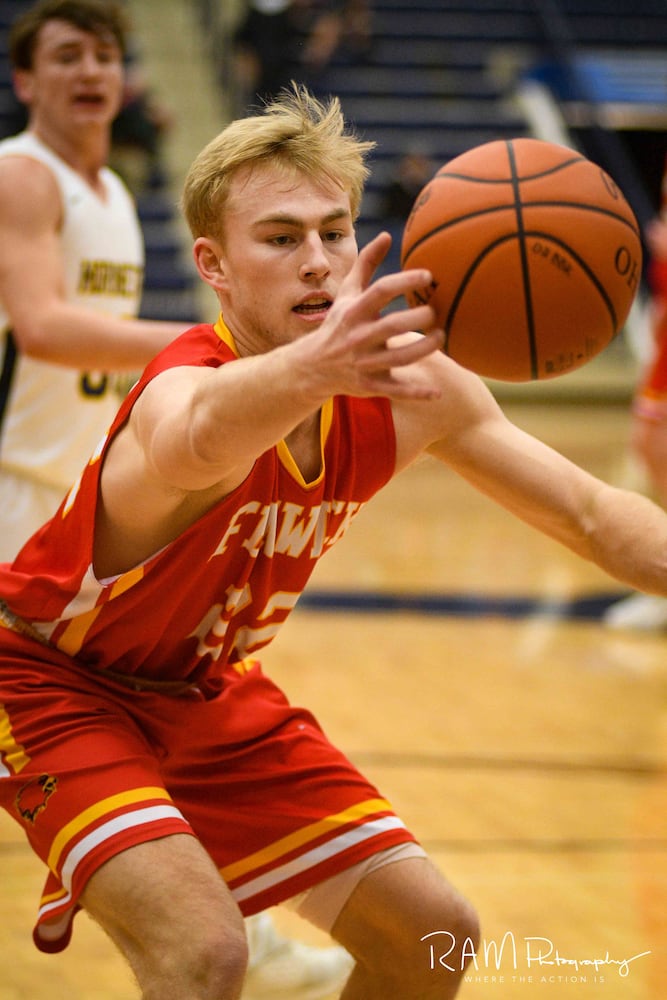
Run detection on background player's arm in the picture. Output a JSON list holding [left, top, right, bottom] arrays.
[[0, 155, 188, 370]]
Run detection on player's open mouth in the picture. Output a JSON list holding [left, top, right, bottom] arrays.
[[293, 298, 332, 315], [74, 94, 105, 105]]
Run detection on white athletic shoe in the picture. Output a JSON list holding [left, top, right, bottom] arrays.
[[242, 912, 354, 1000], [603, 592, 667, 631]]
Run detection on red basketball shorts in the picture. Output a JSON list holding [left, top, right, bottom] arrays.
[[0, 629, 416, 953]]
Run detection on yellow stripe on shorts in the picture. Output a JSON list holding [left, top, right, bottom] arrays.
[[47, 786, 174, 872], [221, 797, 393, 882], [0, 704, 30, 774]]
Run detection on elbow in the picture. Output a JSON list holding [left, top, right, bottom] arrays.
[[10, 318, 56, 361]]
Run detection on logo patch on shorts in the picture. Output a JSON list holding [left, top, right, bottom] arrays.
[[15, 774, 58, 823]]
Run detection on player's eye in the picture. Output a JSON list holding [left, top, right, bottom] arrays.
[[56, 48, 79, 64]]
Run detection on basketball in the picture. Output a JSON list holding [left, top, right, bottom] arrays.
[[400, 137, 642, 382]]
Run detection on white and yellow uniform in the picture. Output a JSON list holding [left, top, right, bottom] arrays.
[[0, 132, 143, 559]]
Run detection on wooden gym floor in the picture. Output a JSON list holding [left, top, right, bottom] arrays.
[[1, 395, 666, 998]]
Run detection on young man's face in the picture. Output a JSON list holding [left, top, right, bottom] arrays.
[[14, 18, 124, 134], [209, 161, 359, 355]]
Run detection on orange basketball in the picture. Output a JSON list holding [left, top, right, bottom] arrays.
[[400, 137, 642, 382]]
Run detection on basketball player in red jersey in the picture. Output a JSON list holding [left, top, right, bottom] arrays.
[[0, 1, 351, 996], [3, 84, 667, 999]]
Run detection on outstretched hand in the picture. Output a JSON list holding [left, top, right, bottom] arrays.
[[299, 231, 445, 402]]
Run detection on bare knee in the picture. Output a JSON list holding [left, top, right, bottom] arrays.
[[400, 884, 480, 996], [139, 921, 248, 1000], [81, 835, 249, 1000], [332, 857, 479, 999], [420, 895, 480, 983]]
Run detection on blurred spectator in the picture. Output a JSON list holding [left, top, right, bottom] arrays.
[[292, 0, 372, 72], [380, 150, 435, 222], [378, 150, 435, 274], [111, 40, 173, 191], [232, 0, 371, 110], [232, 0, 298, 108]]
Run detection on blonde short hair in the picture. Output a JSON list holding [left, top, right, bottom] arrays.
[[181, 85, 375, 240]]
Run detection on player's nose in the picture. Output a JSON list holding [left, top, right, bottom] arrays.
[[299, 235, 331, 280]]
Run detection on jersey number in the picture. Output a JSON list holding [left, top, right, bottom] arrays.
[[80, 372, 108, 397]]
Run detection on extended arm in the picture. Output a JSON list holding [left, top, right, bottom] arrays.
[[130, 233, 441, 494], [403, 356, 667, 595], [96, 233, 442, 574]]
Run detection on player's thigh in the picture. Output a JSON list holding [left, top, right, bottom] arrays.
[[0, 639, 199, 954], [80, 833, 247, 983]]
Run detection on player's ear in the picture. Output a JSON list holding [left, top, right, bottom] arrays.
[[193, 237, 228, 290], [12, 69, 34, 105]]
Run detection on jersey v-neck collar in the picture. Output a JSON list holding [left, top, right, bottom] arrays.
[[214, 314, 333, 488]]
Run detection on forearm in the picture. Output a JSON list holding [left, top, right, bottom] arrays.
[[137, 243, 442, 492], [429, 401, 667, 596], [157, 340, 330, 491], [579, 483, 667, 594], [11, 301, 188, 371], [487, 470, 667, 596]]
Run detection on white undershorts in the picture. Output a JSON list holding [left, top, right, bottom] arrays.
[[284, 841, 428, 933]]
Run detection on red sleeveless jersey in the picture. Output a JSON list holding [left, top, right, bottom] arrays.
[[0, 319, 396, 686]]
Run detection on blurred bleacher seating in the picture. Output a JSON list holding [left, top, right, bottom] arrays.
[[523, 0, 667, 236], [200, 0, 665, 279], [3, 0, 663, 334]]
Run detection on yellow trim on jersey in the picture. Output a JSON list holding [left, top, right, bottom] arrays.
[[56, 566, 145, 655], [214, 314, 239, 356], [0, 705, 30, 773], [214, 313, 334, 488], [276, 397, 333, 488], [110, 564, 145, 599], [231, 657, 257, 676], [56, 605, 103, 657], [47, 786, 174, 872], [220, 796, 393, 883]]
